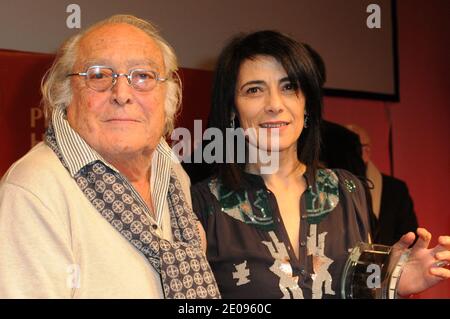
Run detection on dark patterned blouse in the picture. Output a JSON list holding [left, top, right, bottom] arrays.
[[191, 168, 371, 299]]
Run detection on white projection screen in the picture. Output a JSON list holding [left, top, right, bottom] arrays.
[[0, 0, 398, 100]]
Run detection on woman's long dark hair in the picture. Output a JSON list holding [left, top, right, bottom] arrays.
[[208, 30, 324, 190]]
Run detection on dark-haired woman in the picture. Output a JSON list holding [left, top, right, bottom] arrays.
[[191, 31, 450, 299]]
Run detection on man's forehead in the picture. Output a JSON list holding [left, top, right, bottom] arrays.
[[79, 58, 163, 71], [76, 23, 164, 70]]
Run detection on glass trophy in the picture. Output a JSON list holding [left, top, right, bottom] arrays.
[[341, 242, 410, 299]]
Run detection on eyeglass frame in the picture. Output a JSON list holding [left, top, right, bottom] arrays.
[[67, 65, 168, 92]]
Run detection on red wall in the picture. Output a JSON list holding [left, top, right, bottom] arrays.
[[324, 0, 450, 298], [0, 50, 53, 176], [391, 0, 449, 298]]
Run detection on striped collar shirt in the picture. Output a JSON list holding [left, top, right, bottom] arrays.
[[51, 107, 175, 230]]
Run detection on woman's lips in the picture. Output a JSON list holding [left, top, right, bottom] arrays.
[[259, 121, 290, 128]]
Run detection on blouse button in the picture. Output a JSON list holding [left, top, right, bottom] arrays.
[[151, 224, 158, 230], [301, 215, 307, 220], [300, 269, 307, 276], [300, 241, 306, 247]]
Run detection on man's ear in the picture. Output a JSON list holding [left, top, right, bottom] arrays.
[[362, 144, 371, 163]]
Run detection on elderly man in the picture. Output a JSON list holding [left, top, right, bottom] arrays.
[[0, 15, 220, 299]]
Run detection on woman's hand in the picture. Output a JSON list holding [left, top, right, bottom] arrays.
[[394, 228, 450, 297]]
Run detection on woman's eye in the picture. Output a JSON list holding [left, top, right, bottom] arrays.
[[282, 82, 296, 91], [246, 87, 261, 94]]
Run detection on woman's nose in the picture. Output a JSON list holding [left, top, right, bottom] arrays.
[[264, 90, 284, 113]]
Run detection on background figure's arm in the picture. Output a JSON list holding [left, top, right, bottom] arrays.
[[395, 181, 419, 243]]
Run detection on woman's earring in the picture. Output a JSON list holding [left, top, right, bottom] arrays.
[[304, 112, 309, 128], [230, 114, 236, 128]]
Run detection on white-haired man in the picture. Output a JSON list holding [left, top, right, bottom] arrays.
[[0, 15, 220, 299]]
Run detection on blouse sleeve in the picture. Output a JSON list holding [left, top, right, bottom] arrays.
[[190, 179, 216, 230], [335, 168, 372, 243]]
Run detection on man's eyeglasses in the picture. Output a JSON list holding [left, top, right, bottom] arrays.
[[67, 66, 167, 92]]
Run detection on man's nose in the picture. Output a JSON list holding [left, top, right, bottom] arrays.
[[110, 75, 133, 106]]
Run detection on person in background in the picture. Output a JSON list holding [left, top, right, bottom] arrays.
[[346, 124, 419, 246]]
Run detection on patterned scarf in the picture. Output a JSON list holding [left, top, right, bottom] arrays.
[[45, 125, 220, 299]]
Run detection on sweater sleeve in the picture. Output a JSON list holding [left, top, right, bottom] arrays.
[[0, 182, 75, 298]]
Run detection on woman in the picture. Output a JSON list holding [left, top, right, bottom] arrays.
[[190, 30, 449, 299]]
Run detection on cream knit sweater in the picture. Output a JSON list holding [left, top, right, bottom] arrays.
[[0, 142, 192, 298]]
